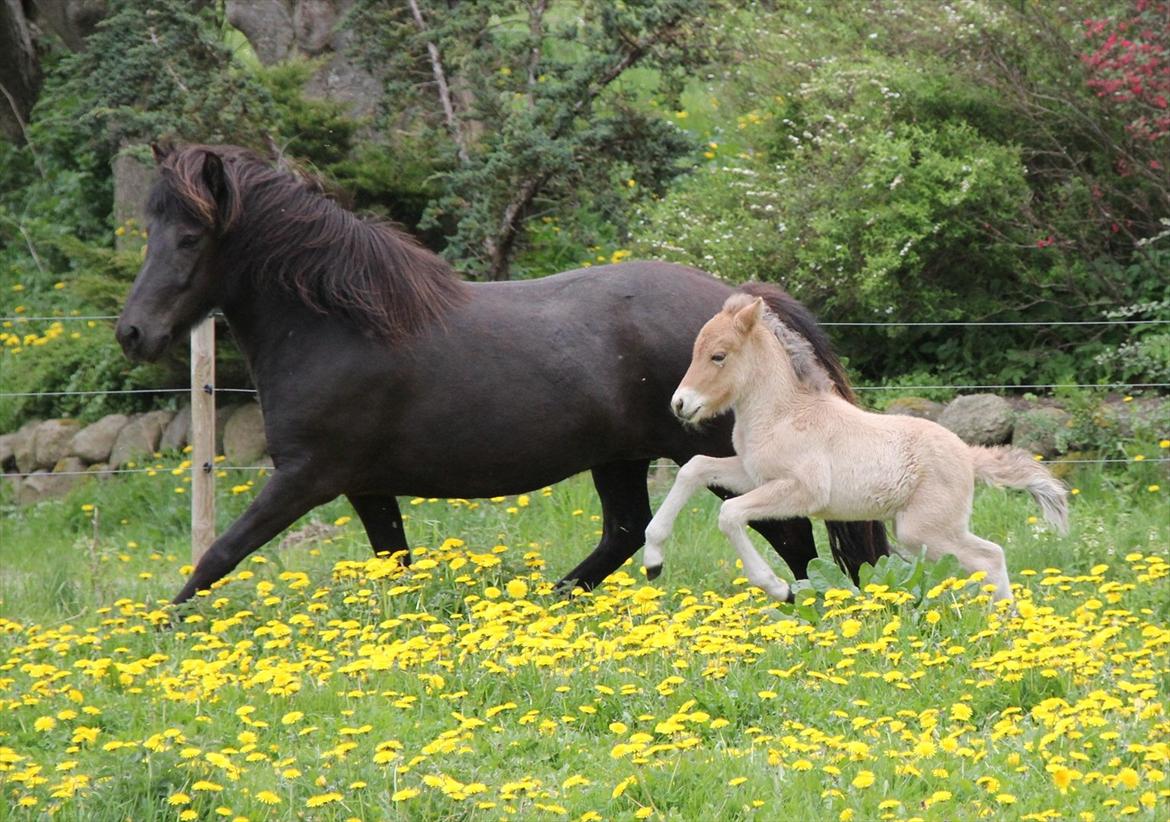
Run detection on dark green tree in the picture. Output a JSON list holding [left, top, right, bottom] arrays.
[[353, 0, 718, 279]]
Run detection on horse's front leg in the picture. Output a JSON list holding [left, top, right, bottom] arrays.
[[644, 455, 754, 579], [717, 475, 826, 601], [172, 468, 336, 605], [348, 493, 410, 565]]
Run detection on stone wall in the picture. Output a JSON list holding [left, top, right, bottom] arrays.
[[0, 402, 269, 504], [1, 392, 1166, 505]]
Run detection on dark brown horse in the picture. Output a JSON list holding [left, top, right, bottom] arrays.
[[115, 144, 888, 605]]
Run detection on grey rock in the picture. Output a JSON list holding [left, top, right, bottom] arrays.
[[0, 432, 16, 471], [86, 462, 115, 480], [216, 404, 242, 455], [883, 397, 944, 422], [938, 394, 1014, 446], [33, 418, 81, 469], [70, 413, 129, 463], [160, 405, 192, 452], [223, 402, 268, 465], [1012, 407, 1073, 458], [12, 419, 41, 474], [17, 457, 85, 504], [108, 410, 174, 468], [226, 0, 380, 119]]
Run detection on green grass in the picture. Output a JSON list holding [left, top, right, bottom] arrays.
[[0, 453, 1168, 821]]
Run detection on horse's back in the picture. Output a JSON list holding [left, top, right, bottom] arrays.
[[321, 262, 736, 496]]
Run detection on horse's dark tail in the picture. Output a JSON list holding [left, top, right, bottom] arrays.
[[738, 282, 891, 580]]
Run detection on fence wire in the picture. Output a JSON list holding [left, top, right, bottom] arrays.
[[4, 314, 1170, 327], [3, 312, 1167, 475]]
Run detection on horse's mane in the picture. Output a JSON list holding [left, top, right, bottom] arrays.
[[151, 144, 466, 339], [724, 291, 835, 395]]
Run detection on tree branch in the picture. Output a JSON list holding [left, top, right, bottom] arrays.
[[408, 0, 470, 165]]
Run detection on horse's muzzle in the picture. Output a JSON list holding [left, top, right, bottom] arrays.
[[115, 320, 171, 362]]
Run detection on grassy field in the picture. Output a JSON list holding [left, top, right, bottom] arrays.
[[1, 447, 1168, 821]]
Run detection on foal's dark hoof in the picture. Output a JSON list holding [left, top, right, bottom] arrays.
[[645, 564, 662, 581]]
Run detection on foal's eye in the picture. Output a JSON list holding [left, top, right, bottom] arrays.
[[711, 353, 726, 365], [177, 233, 202, 250]]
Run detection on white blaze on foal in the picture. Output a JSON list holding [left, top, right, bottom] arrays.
[[644, 294, 1069, 602]]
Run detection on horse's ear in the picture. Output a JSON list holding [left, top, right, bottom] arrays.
[[733, 296, 764, 334], [151, 142, 173, 165], [202, 151, 226, 202]]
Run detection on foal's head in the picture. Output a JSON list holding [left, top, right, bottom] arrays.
[[671, 293, 832, 424], [671, 295, 768, 424]]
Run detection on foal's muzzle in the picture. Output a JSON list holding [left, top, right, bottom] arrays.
[[671, 389, 704, 424]]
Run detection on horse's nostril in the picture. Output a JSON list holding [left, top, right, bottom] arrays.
[[115, 322, 142, 350], [672, 397, 684, 414]]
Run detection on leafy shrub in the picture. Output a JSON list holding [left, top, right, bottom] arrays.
[[631, 3, 1170, 387]]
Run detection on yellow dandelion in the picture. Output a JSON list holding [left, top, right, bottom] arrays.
[[306, 792, 343, 807], [612, 775, 636, 798], [852, 770, 875, 789], [255, 790, 281, 805], [391, 787, 420, 802]]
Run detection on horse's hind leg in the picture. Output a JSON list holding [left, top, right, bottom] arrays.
[[643, 455, 755, 578], [348, 493, 409, 565], [556, 460, 652, 593]]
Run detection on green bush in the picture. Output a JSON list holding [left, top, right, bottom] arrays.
[[631, 5, 1170, 387]]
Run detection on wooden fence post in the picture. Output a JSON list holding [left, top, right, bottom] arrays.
[[191, 315, 216, 564]]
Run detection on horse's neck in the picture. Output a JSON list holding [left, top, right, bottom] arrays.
[[217, 274, 328, 382]]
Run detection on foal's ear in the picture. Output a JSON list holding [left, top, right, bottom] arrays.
[[732, 297, 765, 334]]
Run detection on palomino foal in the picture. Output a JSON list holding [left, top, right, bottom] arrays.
[[643, 294, 1069, 601]]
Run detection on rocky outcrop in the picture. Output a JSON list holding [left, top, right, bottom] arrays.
[[226, 0, 380, 119]]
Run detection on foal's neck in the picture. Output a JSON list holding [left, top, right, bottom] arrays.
[[732, 334, 826, 424]]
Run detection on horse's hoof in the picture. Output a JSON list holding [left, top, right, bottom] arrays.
[[552, 578, 589, 599], [645, 564, 662, 581]]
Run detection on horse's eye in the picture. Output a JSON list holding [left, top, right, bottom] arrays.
[[177, 233, 202, 250], [711, 353, 726, 365]]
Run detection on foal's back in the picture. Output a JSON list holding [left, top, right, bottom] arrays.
[[746, 392, 971, 521]]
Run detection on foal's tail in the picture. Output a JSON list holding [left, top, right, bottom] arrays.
[[739, 282, 890, 577], [971, 446, 1070, 534]]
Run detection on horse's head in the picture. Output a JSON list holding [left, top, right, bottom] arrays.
[[672, 294, 766, 425], [115, 144, 239, 362]]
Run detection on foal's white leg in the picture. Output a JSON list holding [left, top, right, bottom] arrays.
[[643, 456, 754, 577], [717, 478, 824, 601]]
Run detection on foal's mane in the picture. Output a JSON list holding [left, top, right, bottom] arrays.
[[724, 291, 835, 395], [153, 144, 466, 339]]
